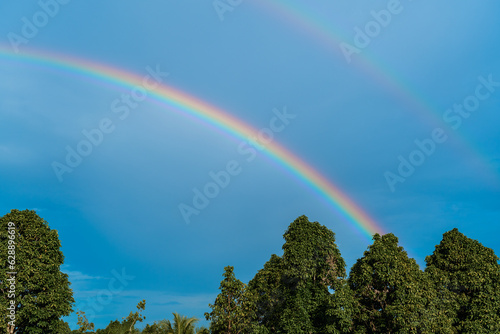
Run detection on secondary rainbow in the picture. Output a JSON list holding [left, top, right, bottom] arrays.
[[252, 0, 449, 129], [253, 0, 497, 177], [0, 46, 384, 240]]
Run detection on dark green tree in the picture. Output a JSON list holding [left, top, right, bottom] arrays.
[[425, 228, 500, 333], [349, 233, 453, 333], [55, 319, 72, 334], [247, 215, 352, 333], [205, 266, 255, 333], [0, 209, 74, 333], [142, 319, 170, 334], [247, 254, 284, 332], [190, 324, 209, 333], [323, 279, 358, 334], [95, 319, 137, 334]]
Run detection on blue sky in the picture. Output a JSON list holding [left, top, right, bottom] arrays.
[[1, 0, 499, 330]]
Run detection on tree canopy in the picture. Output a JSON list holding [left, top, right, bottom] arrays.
[[205, 266, 255, 334], [207, 217, 498, 334], [0, 209, 74, 334], [348, 233, 452, 333], [426, 228, 500, 333], [245, 215, 353, 333], [2, 210, 499, 334]]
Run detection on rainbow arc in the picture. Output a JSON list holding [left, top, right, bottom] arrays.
[[0, 46, 384, 241]]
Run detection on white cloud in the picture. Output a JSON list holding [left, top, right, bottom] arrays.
[[64, 270, 106, 281]]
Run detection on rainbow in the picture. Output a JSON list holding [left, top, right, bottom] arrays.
[[252, 0, 445, 128], [253, 0, 497, 177], [0, 46, 384, 241]]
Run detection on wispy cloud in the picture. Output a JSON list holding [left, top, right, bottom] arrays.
[[64, 270, 106, 281]]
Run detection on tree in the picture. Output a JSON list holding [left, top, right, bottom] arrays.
[[205, 266, 255, 333], [0, 209, 74, 334], [348, 233, 452, 333], [95, 319, 137, 334], [94, 300, 145, 334], [123, 300, 146, 333], [247, 215, 352, 333], [281, 215, 350, 333], [76, 310, 95, 333], [168, 312, 206, 334], [142, 319, 170, 334], [142, 315, 208, 334], [55, 319, 72, 334], [323, 279, 358, 334], [247, 254, 284, 332], [425, 228, 500, 333], [95, 319, 139, 334], [194, 327, 210, 334]]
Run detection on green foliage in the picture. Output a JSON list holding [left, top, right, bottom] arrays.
[[282, 215, 346, 288], [194, 327, 210, 334], [246, 215, 352, 333], [94, 300, 145, 334], [95, 319, 139, 334], [323, 279, 358, 334], [247, 254, 284, 331], [142, 319, 171, 334], [77, 310, 95, 333], [55, 319, 72, 334], [123, 300, 146, 333], [425, 228, 500, 333], [169, 312, 204, 334], [0, 209, 74, 334], [348, 233, 453, 333], [142, 313, 207, 334], [205, 266, 255, 333], [2, 209, 499, 334]]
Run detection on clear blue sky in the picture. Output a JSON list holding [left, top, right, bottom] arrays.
[[1, 0, 499, 330]]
